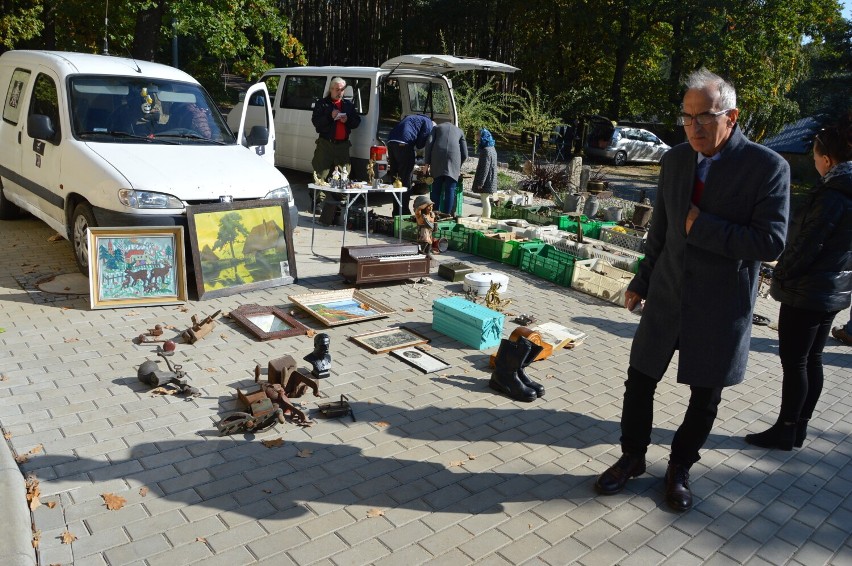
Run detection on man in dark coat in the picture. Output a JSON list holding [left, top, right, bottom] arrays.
[[387, 114, 434, 216], [594, 68, 790, 511], [311, 77, 361, 207]]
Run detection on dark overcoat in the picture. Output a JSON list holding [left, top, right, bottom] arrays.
[[628, 125, 790, 387]]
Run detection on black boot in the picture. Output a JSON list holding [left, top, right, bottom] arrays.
[[795, 418, 809, 448], [744, 420, 796, 450], [665, 462, 693, 511], [489, 338, 536, 402], [516, 336, 545, 397]]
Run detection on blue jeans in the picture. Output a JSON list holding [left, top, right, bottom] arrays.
[[430, 176, 457, 215]]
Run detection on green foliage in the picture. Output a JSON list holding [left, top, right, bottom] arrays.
[[454, 80, 510, 140], [506, 152, 524, 171], [507, 86, 561, 139], [497, 171, 517, 191], [0, 3, 43, 49]]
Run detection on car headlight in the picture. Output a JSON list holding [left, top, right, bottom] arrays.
[[118, 189, 184, 209], [263, 184, 292, 202]]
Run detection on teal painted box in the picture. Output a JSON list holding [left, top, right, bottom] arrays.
[[432, 297, 504, 350]]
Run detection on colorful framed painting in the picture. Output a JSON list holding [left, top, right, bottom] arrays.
[[229, 303, 309, 341], [87, 226, 188, 310], [288, 289, 394, 327], [350, 326, 430, 354], [186, 199, 297, 300]]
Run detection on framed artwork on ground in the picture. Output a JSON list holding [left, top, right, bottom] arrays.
[[87, 226, 188, 310], [350, 326, 430, 354], [390, 346, 452, 373], [288, 289, 394, 327], [186, 199, 297, 300], [229, 303, 309, 341]]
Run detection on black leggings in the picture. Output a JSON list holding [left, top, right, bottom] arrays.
[[777, 303, 839, 422], [621, 366, 722, 468]]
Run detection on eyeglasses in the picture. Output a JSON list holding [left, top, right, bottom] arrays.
[[677, 109, 731, 126]]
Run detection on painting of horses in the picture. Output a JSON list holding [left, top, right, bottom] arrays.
[[87, 227, 188, 309], [186, 199, 298, 300]]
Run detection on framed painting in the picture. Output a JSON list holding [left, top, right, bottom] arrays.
[[186, 199, 297, 300], [87, 226, 188, 310], [229, 303, 309, 341], [390, 346, 452, 373], [350, 326, 430, 354], [289, 289, 394, 327]]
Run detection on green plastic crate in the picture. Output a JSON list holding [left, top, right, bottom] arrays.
[[394, 216, 455, 241], [519, 243, 577, 287], [524, 206, 559, 226], [434, 223, 474, 252], [470, 232, 540, 266]]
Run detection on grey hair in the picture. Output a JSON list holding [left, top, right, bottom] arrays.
[[328, 76, 346, 95], [685, 68, 737, 110]]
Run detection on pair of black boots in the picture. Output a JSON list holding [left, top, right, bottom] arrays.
[[745, 418, 809, 451], [489, 337, 544, 402]]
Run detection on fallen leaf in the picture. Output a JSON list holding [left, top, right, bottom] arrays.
[[402, 307, 414, 312], [61, 530, 77, 544], [102, 493, 126, 510], [204, 368, 217, 373], [32, 530, 41, 549], [126, 311, 141, 317], [139, 487, 149, 497], [164, 324, 177, 330], [220, 334, 229, 341], [64, 337, 79, 343], [306, 329, 316, 338], [545, 374, 556, 380], [296, 448, 313, 458], [3, 432, 11, 440], [448, 460, 465, 467], [48, 233, 64, 242], [30, 444, 43, 455], [0, 374, 8, 381], [150, 387, 176, 396], [366, 508, 385, 518], [15, 454, 30, 464], [468, 454, 476, 460], [375, 421, 390, 428], [196, 537, 207, 543], [179, 306, 189, 312], [261, 437, 284, 448], [359, 303, 370, 310], [263, 489, 273, 494], [46, 500, 57, 509]]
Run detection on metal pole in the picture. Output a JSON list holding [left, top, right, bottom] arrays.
[[172, 20, 178, 68]]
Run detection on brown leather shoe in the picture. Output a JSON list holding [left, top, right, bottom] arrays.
[[594, 454, 646, 495], [832, 326, 852, 346], [664, 463, 693, 511]]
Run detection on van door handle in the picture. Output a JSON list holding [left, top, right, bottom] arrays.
[[18, 131, 21, 144]]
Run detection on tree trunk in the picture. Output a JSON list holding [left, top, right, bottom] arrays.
[[132, 3, 167, 61]]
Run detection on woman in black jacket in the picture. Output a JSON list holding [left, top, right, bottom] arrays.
[[745, 114, 852, 450]]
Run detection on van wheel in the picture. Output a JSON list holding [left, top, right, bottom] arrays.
[[0, 182, 21, 220], [613, 151, 627, 166], [72, 203, 97, 274]]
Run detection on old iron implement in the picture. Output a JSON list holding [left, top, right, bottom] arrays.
[[316, 394, 355, 421], [136, 324, 169, 344], [181, 309, 222, 344], [216, 405, 282, 435], [137, 349, 200, 396]]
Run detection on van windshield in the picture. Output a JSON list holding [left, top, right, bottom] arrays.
[[69, 76, 233, 144]]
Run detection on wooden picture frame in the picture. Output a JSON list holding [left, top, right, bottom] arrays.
[[350, 326, 430, 354], [390, 346, 452, 373], [288, 289, 394, 327], [186, 199, 297, 300], [88, 226, 188, 310], [229, 303, 309, 341]]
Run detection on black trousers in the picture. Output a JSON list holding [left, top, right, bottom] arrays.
[[621, 366, 723, 468], [387, 142, 415, 216], [777, 303, 838, 422]]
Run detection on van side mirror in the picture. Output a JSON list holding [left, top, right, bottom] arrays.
[[28, 114, 57, 143], [245, 125, 269, 147]]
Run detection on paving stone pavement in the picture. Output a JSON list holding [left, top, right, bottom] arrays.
[[0, 181, 850, 566]]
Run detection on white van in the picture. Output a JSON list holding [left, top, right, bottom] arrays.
[[227, 54, 518, 179], [0, 50, 294, 273]]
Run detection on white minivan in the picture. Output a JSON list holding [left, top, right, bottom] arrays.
[[0, 50, 295, 273], [227, 54, 518, 179]]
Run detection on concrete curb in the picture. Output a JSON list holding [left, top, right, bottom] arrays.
[[0, 435, 37, 566]]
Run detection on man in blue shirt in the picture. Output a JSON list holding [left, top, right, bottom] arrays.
[[387, 114, 434, 216]]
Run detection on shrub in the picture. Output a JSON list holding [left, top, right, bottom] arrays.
[[519, 159, 576, 198]]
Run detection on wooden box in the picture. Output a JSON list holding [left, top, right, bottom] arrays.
[[432, 296, 504, 350]]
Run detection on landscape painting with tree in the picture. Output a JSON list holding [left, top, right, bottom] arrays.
[[87, 227, 187, 310], [186, 199, 297, 299]]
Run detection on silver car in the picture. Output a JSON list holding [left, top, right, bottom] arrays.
[[586, 126, 670, 166]]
